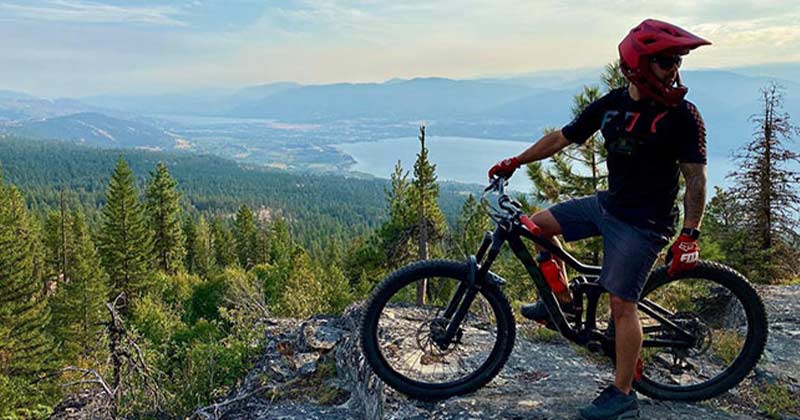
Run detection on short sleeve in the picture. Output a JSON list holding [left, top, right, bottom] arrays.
[[560, 91, 613, 145], [678, 102, 707, 164]]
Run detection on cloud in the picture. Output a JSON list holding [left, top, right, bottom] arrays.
[[0, 0, 185, 26], [3, 0, 800, 96]]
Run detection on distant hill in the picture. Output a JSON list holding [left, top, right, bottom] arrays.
[[228, 78, 542, 121], [0, 94, 101, 121], [4, 67, 799, 166], [80, 82, 302, 116], [3, 112, 180, 149], [0, 89, 36, 100], [725, 62, 800, 85]]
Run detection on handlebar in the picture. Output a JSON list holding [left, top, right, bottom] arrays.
[[483, 176, 542, 235]]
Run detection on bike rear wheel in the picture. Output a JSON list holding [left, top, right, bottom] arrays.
[[360, 259, 515, 401], [607, 261, 768, 401]]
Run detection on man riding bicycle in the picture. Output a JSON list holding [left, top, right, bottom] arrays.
[[488, 19, 710, 420]]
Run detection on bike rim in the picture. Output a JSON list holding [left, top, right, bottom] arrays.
[[369, 272, 508, 389], [636, 274, 757, 392]]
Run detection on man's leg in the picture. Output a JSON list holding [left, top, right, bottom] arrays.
[[610, 295, 642, 394]]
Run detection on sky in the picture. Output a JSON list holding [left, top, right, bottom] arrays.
[[2, 0, 799, 97]]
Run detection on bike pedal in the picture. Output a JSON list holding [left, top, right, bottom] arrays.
[[586, 341, 603, 353]]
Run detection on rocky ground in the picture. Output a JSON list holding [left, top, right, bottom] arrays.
[[53, 286, 800, 420]]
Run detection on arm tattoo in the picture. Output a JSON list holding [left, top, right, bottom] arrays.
[[681, 163, 707, 229]]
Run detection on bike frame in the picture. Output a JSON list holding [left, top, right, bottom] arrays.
[[438, 210, 696, 352]]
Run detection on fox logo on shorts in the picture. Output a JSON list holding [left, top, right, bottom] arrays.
[[679, 251, 699, 263]]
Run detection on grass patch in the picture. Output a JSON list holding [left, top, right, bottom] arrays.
[[520, 324, 562, 344], [754, 383, 800, 419], [711, 329, 744, 365]]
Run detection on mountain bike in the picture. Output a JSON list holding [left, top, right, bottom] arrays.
[[360, 176, 768, 402]]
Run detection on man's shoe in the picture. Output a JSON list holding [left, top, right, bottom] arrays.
[[520, 299, 579, 323], [579, 385, 640, 420]]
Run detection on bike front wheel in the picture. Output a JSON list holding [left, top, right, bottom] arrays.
[[360, 259, 516, 401], [615, 261, 768, 401]]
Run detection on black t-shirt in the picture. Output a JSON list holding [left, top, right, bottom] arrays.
[[561, 87, 707, 235]]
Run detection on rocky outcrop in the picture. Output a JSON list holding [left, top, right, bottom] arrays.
[[52, 286, 800, 419], [755, 285, 800, 390], [232, 288, 800, 419], [194, 304, 380, 420]]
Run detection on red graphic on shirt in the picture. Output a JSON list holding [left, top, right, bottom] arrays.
[[625, 112, 640, 132], [650, 111, 667, 133]]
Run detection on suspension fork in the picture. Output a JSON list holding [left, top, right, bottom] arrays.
[[437, 230, 505, 346]]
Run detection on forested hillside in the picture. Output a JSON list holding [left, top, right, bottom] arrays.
[[0, 132, 486, 418], [0, 136, 473, 254]]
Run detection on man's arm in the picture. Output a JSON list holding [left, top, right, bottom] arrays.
[[516, 130, 571, 164], [680, 163, 707, 229]]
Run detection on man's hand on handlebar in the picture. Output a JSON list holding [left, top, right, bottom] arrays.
[[488, 156, 521, 180]]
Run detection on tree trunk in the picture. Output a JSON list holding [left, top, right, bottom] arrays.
[[60, 189, 68, 282], [416, 126, 428, 306]]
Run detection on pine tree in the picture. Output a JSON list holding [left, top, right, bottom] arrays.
[[43, 210, 69, 284], [601, 60, 628, 92], [182, 216, 197, 274], [378, 161, 414, 266], [409, 126, 446, 304], [98, 157, 153, 301], [275, 251, 325, 317], [455, 194, 491, 257], [145, 162, 185, 274], [527, 85, 608, 201], [211, 217, 237, 268], [233, 205, 258, 269], [255, 224, 272, 269], [268, 217, 294, 267], [194, 216, 214, 277], [320, 263, 353, 314], [728, 83, 800, 282], [0, 176, 56, 388], [50, 210, 110, 364]]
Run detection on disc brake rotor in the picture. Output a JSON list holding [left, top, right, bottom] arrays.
[[415, 316, 462, 357], [660, 311, 712, 372]]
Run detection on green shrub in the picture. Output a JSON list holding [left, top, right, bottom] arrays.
[[131, 293, 184, 347], [0, 374, 54, 419], [185, 277, 227, 324]]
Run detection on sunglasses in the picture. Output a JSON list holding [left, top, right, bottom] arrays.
[[650, 55, 683, 70]]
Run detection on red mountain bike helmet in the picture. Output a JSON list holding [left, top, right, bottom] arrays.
[[619, 19, 711, 106]]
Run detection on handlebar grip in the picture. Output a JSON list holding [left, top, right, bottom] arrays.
[[519, 215, 542, 235]]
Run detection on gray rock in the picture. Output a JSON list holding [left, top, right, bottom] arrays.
[[297, 315, 345, 352], [295, 352, 321, 376]]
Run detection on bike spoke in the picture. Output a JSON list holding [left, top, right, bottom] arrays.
[[636, 276, 750, 388], [375, 275, 501, 385]]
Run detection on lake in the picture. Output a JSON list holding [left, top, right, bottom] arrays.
[[334, 136, 536, 192], [334, 136, 735, 194]]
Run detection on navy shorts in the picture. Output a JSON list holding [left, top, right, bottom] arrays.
[[548, 194, 670, 302]]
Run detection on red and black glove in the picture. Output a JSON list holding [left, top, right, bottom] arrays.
[[488, 156, 521, 180], [665, 231, 700, 276]]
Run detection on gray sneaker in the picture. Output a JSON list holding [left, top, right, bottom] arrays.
[[579, 385, 640, 420]]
